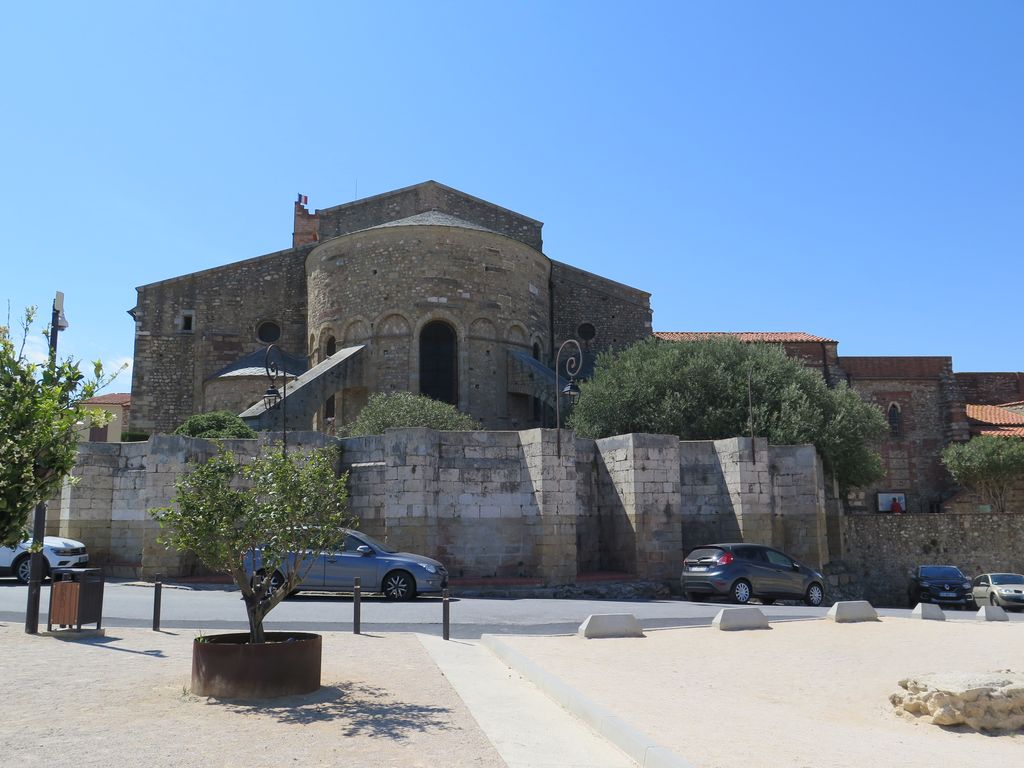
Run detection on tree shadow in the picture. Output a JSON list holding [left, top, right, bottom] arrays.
[[222, 682, 456, 738]]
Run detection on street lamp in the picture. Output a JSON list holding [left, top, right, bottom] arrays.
[[554, 338, 582, 457], [264, 344, 287, 457], [25, 291, 68, 635]]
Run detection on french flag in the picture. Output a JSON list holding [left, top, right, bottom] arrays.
[[297, 193, 309, 205]]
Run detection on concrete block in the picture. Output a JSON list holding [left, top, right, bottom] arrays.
[[827, 601, 879, 623], [712, 607, 770, 631], [577, 614, 644, 638], [911, 603, 946, 621], [976, 605, 1009, 622]]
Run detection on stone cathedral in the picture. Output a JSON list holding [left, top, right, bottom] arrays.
[[128, 181, 652, 436]]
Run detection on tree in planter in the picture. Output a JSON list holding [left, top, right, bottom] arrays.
[[152, 445, 354, 643], [343, 391, 480, 436], [1, 307, 115, 546], [568, 337, 888, 494], [942, 436, 1024, 514]]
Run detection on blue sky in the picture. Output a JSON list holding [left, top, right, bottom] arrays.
[[2, 2, 1021, 390]]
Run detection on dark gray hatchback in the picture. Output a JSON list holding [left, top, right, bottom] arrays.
[[680, 543, 826, 606]]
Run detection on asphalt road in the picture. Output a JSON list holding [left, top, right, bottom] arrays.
[[2, 578, 1017, 638]]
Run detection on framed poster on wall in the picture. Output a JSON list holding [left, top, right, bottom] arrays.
[[877, 492, 906, 513]]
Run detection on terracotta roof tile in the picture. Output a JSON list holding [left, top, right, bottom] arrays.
[[81, 393, 131, 406], [654, 331, 837, 344], [966, 404, 1024, 426], [976, 427, 1024, 438]]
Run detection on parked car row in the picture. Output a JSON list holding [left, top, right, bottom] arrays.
[[908, 565, 1024, 611]]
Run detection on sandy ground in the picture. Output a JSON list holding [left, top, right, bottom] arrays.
[[0, 623, 503, 768], [499, 618, 1024, 768]]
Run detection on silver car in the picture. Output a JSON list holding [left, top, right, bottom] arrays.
[[680, 543, 826, 606], [254, 529, 448, 600], [972, 572, 1024, 612]]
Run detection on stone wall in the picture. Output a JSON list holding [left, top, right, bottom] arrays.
[[55, 429, 831, 585], [130, 245, 313, 435], [313, 181, 544, 250], [837, 512, 1024, 606]]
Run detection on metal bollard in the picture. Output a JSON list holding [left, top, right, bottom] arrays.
[[353, 577, 361, 635], [152, 576, 163, 632], [442, 588, 450, 641]]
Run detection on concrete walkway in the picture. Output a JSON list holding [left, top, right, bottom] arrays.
[[418, 634, 635, 767]]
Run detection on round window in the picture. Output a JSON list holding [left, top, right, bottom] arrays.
[[577, 322, 596, 342], [257, 321, 281, 343]]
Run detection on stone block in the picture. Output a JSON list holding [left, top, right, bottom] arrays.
[[827, 601, 879, 623], [712, 607, 770, 631], [911, 603, 946, 621], [976, 605, 1009, 622]]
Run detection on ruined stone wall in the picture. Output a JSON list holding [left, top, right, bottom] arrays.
[[838, 513, 1024, 606], [314, 181, 544, 250], [130, 245, 312, 435]]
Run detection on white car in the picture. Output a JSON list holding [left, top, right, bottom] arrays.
[[0, 536, 90, 584]]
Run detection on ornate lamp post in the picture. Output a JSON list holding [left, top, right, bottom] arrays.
[[25, 291, 69, 634], [554, 338, 582, 457], [263, 344, 287, 457]]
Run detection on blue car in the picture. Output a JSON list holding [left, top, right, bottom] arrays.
[[250, 529, 448, 601]]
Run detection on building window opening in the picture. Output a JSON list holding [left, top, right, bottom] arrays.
[[257, 321, 281, 343], [180, 310, 195, 333], [420, 321, 458, 405], [324, 335, 337, 359], [887, 404, 902, 437]]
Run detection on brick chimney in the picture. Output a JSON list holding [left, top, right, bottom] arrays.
[[292, 198, 319, 247]]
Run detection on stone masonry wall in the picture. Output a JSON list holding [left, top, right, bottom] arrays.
[[130, 244, 313, 435], [57, 429, 832, 586], [838, 512, 1024, 606]]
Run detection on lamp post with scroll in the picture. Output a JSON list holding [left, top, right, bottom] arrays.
[[263, 344, 287, 457], [554, 338, 582, 457]]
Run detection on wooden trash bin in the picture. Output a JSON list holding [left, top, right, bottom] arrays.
[[47, 567, 104, 631]]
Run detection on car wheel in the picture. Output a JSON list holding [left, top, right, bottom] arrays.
[[730, 579, 752, 605], [990, 594, 999, 607], [383, 570, 415, 601], [13, 555, 45, 585], [804, 583, 824, 607]]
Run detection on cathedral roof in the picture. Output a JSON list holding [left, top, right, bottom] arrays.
[[208, 348, 308, 380], [966, 403, 1024, 426], [363, 210, 496, 234]]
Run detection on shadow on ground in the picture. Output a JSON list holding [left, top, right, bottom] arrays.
[[220, 681, 457, 738]]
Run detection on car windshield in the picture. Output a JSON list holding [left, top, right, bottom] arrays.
[[919, 566, 965, 579], [685, 547, 725, 562], [991, 573, 1024, 585], [347, 531, 397, 554]]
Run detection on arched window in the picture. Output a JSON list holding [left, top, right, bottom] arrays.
[[420, 321, 458, 405], [324, 336, 337, 358], [887, 403, 902, 437]]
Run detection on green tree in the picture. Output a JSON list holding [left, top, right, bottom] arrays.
[[343, 391, 480, 436], [151, 445, 354, 643], [942, 436, 1024, 513], [568, 337, 887, 492], [173, 410, 257, 439], [0, 307, 113, 546]]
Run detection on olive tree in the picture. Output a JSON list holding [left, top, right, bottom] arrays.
[[151, 445, 354, 643], [568, 337, 887, 493], [942, 436, 1024, 513], [0, 307, 113, 546]]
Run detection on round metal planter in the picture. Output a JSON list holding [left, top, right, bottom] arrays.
[[191, 632, 322, 699]]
